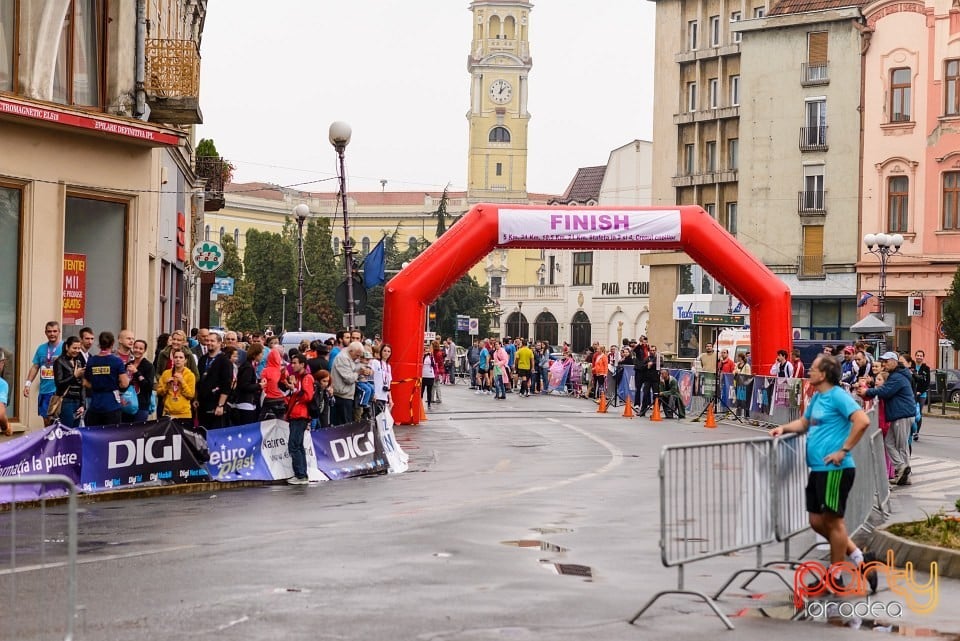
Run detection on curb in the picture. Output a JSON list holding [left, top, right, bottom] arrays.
[[863, 526, 960, 579]]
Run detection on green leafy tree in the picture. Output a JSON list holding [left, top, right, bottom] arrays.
[[942, 266, 960, 351], [244, 228, 296, 331], [301, 218, 342, 331], [213, 235, 250, 330]]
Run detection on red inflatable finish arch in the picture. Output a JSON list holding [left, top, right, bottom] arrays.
[[383, 204, 791, 424]]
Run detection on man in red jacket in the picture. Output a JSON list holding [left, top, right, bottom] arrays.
[[285, 353, 315, 485]]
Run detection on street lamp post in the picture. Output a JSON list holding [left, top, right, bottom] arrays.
[[292, 204, 310, 331], [517, 301, 523, 339], [329, 121, 354, 330], [281, 287, 287, 334], [863, 232, 904, 319]]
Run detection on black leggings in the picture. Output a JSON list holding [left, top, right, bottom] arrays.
[[422, 378, 435, 407]]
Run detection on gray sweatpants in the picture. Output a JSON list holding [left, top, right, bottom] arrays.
[[886, 417, 912, 471]]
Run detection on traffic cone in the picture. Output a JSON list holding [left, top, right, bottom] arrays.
[[622, 395, 635, 419], [651, 398, 663, 422], [597, 393, 608, 414], [420, 395, 429, 422], [705, 403, 717, 428]]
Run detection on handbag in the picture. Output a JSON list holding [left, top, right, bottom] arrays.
[[120, 386, 139, 415], [46, 395, 64, 420]]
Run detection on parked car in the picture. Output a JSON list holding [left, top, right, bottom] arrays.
[[279, 331, 337, 353], [927, 368, 960, 404]]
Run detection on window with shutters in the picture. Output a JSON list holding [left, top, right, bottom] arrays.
[[887, 176, 908, 233], [946, 59, 960, 116], [800, 226, 824, 277], [804, 31, 828, 85], [890, 68, 911, 122]]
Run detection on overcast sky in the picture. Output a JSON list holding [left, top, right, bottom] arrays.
[[197, 1, 656, 196]]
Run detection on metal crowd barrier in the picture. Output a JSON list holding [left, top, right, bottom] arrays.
[[629, 437, 792, 630], [0, 475, 78, 641]]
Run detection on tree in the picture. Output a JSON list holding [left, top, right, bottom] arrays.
[[433, 185, 450, 237], [216, 234, 243, 280], [942, 266, 960, 351], [213, 235, 251, 330], [244, 228, 296, 332], [301, 218, 342, 331]]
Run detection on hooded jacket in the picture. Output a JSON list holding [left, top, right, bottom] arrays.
[[261, 349, 286, 401]]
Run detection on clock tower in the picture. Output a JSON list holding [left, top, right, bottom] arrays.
[[467, 1, 532, 204]]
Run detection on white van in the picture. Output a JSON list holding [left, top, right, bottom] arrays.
[[716, 328, 751, 362], [279, 331, 336, 353]]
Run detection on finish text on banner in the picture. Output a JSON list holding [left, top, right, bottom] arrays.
[[79, 418, 210, 492], [498, 209, 682, 245], [0, 423, 82, 503]]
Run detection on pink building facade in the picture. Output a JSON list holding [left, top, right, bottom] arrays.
[[860, 0, 960, 367]]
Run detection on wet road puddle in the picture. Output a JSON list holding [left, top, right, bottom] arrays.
[[539, 560, 594, 580], [501, 540, 567, 553]]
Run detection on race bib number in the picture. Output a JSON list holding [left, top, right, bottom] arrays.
[[40, 366, 54, 380]]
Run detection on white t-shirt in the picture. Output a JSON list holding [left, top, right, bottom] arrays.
[[422, 354, 435, 379], [372, 359, 392, 401]]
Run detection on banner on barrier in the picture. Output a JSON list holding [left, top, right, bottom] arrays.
[[205, 419, 328, 483], [377, 410, 409, 474], [79, 418, 210, 492], [311, 421, 388, 479], [547, 359, 571, 393], [675, 370, 694, 409], [0, 423, 82, 502], [617, 364, 637, 402]]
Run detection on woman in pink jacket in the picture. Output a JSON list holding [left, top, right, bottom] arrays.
[[492, 339, 510, 400]]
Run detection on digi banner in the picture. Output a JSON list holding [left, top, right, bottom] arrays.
[[311, 421, 389, 480], [0, 423, 82, 503], [79, 418, 210, 492], [205, 419, 327, 483], [498, 209, 681, 245]]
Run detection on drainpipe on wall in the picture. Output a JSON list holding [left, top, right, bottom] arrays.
[[135, 0, 149, 121], [855, 19, 873, 317]]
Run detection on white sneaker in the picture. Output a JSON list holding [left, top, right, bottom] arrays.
[[286, 477, 309, 486]]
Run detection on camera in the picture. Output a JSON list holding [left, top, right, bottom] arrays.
[[381, 386, 390, 392]]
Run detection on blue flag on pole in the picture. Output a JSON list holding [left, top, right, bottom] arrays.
[[363, 237, 387, 289], [857, 292, 874, 308]]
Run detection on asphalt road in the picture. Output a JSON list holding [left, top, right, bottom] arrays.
[[2, 386, 960, 641]]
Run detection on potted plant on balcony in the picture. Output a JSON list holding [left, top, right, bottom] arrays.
[[195, 138, 234, 190]]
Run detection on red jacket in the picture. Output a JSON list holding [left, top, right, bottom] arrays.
[[262, 349, 286, 400], [285, 370, 315, 420]]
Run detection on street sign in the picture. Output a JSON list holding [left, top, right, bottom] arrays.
[[692, 313, 745, 327], [335, 277, 367, 314], [468, 317, 479, 335], [192, 241, 224, 272], [424, 331, 437, 342], [212, 276, 235, 296], [456, 315, 469, 331], [344, 314, 366, 328]]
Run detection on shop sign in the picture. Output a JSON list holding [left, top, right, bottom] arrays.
[[62, 253, 86, 326], [192, 241, 224, 272]]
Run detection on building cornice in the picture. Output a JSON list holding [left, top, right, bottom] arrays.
[[733, 7, 862, 32]]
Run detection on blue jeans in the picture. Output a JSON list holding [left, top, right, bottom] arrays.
[[493, 376, 505, 398], [59, 398, 84, 428], [288, 418, 308, 479], [333, 397, 354, 425]]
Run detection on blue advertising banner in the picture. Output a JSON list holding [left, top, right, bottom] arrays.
[[617, 364, 636, 402], [205, 419, 327, 483], [311, 421, 388, 479], [79, 418, 209, 492], [0, 423, 82, 503]]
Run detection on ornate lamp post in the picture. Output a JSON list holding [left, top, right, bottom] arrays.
[[292, 204, 310, 331], [329, 121, 354, 330], [863, 232, 904, 319]]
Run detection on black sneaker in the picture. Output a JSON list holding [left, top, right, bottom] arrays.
[[860, 552, 879, 594], [896, 466, 912, 486], [806, 573, 845, 596]]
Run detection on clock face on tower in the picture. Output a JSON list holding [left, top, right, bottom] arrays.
[[489, 79, 513, 104]]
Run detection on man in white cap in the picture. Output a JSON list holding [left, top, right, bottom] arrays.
[[858, 351, 915, 485]]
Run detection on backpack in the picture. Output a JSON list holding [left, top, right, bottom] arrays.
[[307, 379, 323, 419]]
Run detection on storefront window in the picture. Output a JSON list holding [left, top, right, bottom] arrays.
[[679, 265, 694, 295], [0, 185, 21, 418], [678, 319, 700, 358]]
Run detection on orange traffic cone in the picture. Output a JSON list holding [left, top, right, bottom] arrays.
[[622, 395, 635, 419], [597, 393, 608, 414], [420, 395, 429, 422], [651, 398, 663, 422], [704, 403, 717, 428]]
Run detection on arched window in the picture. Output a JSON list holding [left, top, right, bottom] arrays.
[[233, 228, 240, 245], [218, 227, 225, 242], [204, 225, 210, 241], [333, 237, 340, 255], [361, 237, 371, 256], [534, 311, 559, 347], [571, 310, 592, 354], [408, 237, 418, 251], [489, 126, 511, 143]]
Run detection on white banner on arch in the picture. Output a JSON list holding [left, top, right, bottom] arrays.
[[497, 209, 682, 245]]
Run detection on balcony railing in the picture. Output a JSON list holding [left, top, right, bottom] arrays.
[[798, 190, 827, 214], [801, 62, 829, 86], [797, 254, 825, 278], [799, 126, 828, 151], [196, 156, 229, 212], [501, 284, 564, 300], [144, 38, 202, 125]]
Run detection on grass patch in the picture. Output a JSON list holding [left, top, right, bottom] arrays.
[[887, 510, 960, 550]]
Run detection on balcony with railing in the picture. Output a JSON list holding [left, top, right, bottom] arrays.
[[797, 254, 825, 278], [799, 126, 828, 152], [801, 62, 829, 86], [196, 156, 230, 212], [501, 284, 564, 301], [144, 39, 203, 125], [798, 190, 827, 214]]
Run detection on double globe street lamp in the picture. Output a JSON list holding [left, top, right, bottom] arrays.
[[863, 232, 904, 319], [329, 121, 354, 330]]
